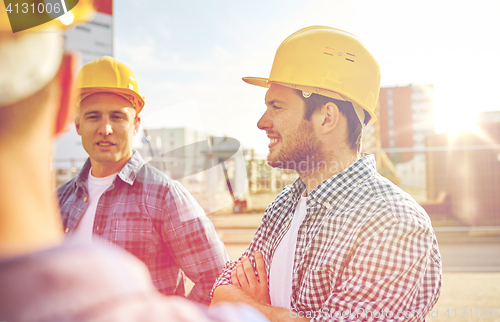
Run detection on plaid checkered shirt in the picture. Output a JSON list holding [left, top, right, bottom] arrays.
[[58, 151, 229, 305], [212, 155, 442, 321]]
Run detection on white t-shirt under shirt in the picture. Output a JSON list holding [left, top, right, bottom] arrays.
[[269, 194, 308, 309], [71, 169, 117, 244]]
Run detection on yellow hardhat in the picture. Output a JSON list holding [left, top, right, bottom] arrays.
[[0, 0, 94, 35], [243, 26, 381, 123], [0, 0, 94, 107], [74, 56, 145, 114]]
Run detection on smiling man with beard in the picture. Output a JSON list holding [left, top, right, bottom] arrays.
[[211, 26, 442, 322]]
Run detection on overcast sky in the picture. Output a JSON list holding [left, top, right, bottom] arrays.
[[80, 0, 500, 155]]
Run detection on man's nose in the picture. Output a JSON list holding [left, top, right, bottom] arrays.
[[257, 109, 272, 130], [98, 118, 113, 136]]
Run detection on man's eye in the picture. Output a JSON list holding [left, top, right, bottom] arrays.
[[272, 105, 282, 110], [111, 115, 123, 120]]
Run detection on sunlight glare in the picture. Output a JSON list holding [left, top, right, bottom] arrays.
[[433, 85, 479, 137], [59, 11, 75, 26]]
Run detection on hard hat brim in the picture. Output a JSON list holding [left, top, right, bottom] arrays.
[[243, 76, 343, 101], [242, 77, 269, 88], [75, 87, 145, 115], [242, 76, 377, 123]]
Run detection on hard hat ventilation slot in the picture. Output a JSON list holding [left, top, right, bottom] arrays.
[[324, 47, 335, 56]]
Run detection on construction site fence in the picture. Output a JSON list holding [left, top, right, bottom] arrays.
[[52, 144, 500, 226]]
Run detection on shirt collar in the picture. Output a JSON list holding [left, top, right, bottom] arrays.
[[117, 151, 146, 185], [74, 151, 146, 191], [290, 154, 376, 209], [289, 176, 307, 201]]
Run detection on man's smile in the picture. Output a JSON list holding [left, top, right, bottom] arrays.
[[268, 136, 281, 149], [96, 141, 115, 147]]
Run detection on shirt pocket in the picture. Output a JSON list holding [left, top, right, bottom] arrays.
[[112, 214, 153, 263], [295, 267, 333, 311]]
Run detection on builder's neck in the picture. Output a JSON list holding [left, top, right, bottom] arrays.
[[0, 138, 64, 259]]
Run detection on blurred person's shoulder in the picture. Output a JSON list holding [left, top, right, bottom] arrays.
[[0, 238, 156, 320], [0, 239, 267, 322]]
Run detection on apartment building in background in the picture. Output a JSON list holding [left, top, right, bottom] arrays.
[[378, 84, 436, 163]]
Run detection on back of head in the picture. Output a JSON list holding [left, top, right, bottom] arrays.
[[0, 0, 94, 104], [0, 0, 94, 139], [0, 0, 95, 260]]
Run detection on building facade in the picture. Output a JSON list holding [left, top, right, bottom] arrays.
[[378, 85, 435, 163]]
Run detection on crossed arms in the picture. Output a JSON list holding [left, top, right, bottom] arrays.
[[210, 219, 441, 322], [211, 251, 310, 322]]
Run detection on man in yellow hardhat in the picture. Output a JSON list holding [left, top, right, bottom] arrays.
[[211, 26, 442, 321], [0, 2, 266, 321], [56, 55, 229, 304]]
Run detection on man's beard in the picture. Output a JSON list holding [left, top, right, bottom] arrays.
[[267, 121, 325, 174]]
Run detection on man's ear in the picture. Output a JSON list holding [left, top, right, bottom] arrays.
[[54, 53, 78, 136], [134, 116, 141, 135], [317, 101, 340, 134], [75, 115, 81, 135]]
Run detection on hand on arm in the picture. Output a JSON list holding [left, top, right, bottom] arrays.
[[231, 251, 271, 305], [212, 252, 309, 322]]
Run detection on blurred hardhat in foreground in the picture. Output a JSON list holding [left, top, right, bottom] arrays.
[[0, 0, 94, 107]]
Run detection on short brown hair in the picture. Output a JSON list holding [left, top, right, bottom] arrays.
[[297, 90, 370, 152]]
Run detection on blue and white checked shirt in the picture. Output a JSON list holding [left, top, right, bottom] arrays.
[[58, 151, 229, 305], [213, 155, 442, 321]]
